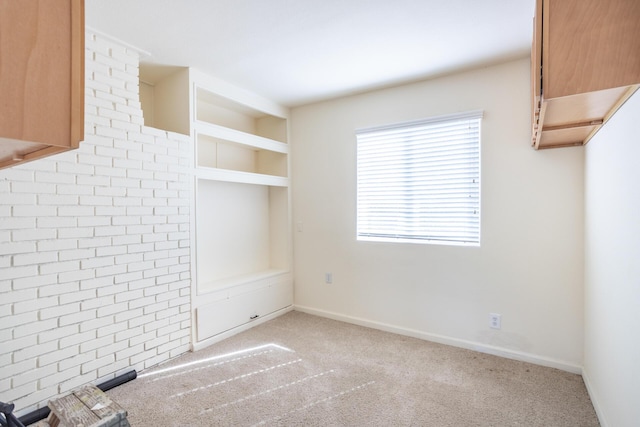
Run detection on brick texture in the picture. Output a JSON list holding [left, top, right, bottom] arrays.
[[0, 31, 192, 415]]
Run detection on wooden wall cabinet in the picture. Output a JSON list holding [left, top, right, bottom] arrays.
[[0, 0, 84, 169], [531, 0, 640, 149]]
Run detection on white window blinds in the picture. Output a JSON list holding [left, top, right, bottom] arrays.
[[356, 111, 482, 246]]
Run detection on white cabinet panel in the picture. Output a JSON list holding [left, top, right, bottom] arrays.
[[196, 280, 292, 341]]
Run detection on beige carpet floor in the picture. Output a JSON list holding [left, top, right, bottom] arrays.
[[107, 311, 599, 426]]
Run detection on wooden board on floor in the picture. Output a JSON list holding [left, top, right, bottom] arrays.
[[46, 385, 129, 427]]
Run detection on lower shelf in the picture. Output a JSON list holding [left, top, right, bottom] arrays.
[[0, 138, 70, 169], [195, 279, 292, 342], [534, 85, 639, 149], [198, 269, 289, 294]]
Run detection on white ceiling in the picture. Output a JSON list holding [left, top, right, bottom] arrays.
[[86, 0, 535, 107]]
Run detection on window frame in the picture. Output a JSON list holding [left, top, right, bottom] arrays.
[[355, 110, 482, 247]]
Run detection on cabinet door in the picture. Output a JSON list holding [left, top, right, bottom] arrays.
[[195, 281, 292, 342], [543, 0, 640, 99], [0, 0, 84, 166]]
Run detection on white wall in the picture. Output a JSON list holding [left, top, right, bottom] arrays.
[[291, 58, 586, 370], [0, 31, 192, 415], [583, 91, 640, 427]]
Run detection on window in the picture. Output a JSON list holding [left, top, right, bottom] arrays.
[[356, 111, 482, 246]]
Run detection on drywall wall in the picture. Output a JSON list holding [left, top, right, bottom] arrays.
[[583, 90, 640, 427], [291, 58, 586, 370], [0, 31, 191, 415]]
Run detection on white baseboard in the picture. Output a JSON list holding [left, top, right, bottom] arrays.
[[294, 304, 582, 374], [191, 305, 293, 352], [581, 368, 608, 427]]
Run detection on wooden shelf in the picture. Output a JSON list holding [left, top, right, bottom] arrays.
[[0, 142, 68, 170]]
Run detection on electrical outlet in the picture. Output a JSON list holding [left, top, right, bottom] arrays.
[[325, 273, 333, 284], [489, 313, 501, 329]]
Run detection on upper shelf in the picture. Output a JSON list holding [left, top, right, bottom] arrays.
[[139, 67, 290, 144], [194, 121, 288, 153], [195, 86, 288, 144]]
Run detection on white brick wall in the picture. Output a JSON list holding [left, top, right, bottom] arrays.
[[0, 31, 192, 415]]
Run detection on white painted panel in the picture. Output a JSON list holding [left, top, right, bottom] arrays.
[[583, 91, 640, 427], [269, 186, 290, 271], [196, 281, 292, 341], [196, 180, 270, 286]]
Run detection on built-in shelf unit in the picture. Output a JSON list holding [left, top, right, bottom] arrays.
[[140, 66, 292, 349]]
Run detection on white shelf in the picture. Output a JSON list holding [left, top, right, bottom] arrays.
[[195, 86, 288, 143], [193, 80, 288, 123], [195, 122, 288, 179], [197, 269, 290, 295], [195, 121, 288, 153], [195, 167, 289, 187]]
